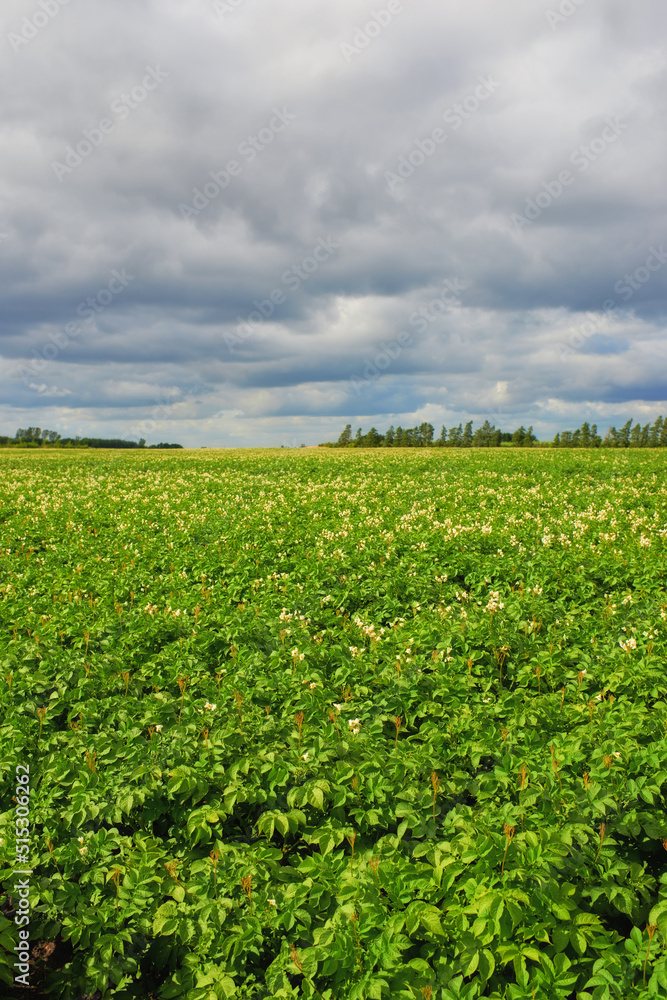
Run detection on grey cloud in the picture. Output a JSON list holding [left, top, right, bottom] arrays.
[[1, 0, 666, 444]]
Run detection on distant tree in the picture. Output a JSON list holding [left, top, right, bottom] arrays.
[[560, 430, 573, 448], [354, 428, 363, 447], [473, 420, 492, 447], [618, 419, 633, 448], [337, 424, 352, 447], [639, 422, 650, 448], [590, 423, 601, 448], [363, 427, 383, 447], [462, 421, 473, 448], [437, 426, 447, 447], [580, 422, 591, 448], [449, 424, 463, 447], [629, 423, 642, 447], [383, 425, 395, 447], [394, 426, 405, 447], [604, 426, 618, 448], [649, 416, 663, 447], [553, 432, 561, 448], [523, 426, 536, 447], [419, 422, 434, 447], [512, 426, 526, 447], [571, 428, 581, 447]]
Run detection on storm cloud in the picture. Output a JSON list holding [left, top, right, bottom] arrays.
[[1, 0, 666, 445]]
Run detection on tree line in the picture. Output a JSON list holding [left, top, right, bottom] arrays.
[[0, 428, 183, 449], [322, 422, 536, 448], [323, 417, 667, 448], [554, 418, 667, 448]]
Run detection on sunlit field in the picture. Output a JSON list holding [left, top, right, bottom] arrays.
[[2, 447, 667, 999]]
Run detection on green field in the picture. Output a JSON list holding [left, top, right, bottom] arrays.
[[2, 448, 667, 1000]]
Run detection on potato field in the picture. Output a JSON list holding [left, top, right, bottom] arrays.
[[2, 447, 667, 1000]]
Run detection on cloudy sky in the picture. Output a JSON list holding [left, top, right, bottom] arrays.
[[1, 0, 666, 446]]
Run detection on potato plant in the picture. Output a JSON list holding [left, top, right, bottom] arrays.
[[1, 447, 667, 999]]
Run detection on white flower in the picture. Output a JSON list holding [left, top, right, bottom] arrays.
[[204, 702, 217, 711], [333, 703, 344, 711], [155, 724, 163, 732], [612, 751, 621, 758], [77, 836, 84, 844], [302, 752, 309, 761], [486, 591, 504, 613], [309, 682, 316, 690], [268, 898, 277, 906]]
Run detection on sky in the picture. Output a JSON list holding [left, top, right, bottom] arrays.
[[1, 0, 666, 447]]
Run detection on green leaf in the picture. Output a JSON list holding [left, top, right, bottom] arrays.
[[478, 949, 495, 982], [570, 929, 587, 955], [274, 812, 290, 836], [418, 904, 444, 937], [219, 976, 237, 997], [118, 792, 134, 815], [308, 785, 324, 811], [463, 951, 479, 976], [153, 902, 179, 936]]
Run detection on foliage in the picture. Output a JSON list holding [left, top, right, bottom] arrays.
[[1, 448, 667, 998], [1, 429, 183, 449]]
